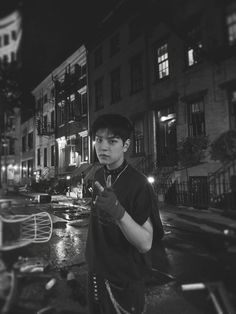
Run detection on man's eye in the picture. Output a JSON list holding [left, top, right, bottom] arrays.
[[95, 138, 102, 143], [109, 140, 116, 144]]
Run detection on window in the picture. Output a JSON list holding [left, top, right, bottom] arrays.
[[94, 46, 103, 68], [81, 64, 87, 77], [4, 34, 9, 46], [228, 88, 236, 129], [130, 55, 143, 94], [28, 132, 33, 149], [156, 43, 169, 79], [133, 117, 144, 155], [37, 148, 41, 166], [110, 33, 120, 56], [44, 147, 47, 167], [51, 110, 55, 128], [11, 30, 16, 40], [186, 26, 203, 67], [51, 145, 55, 166], [82, 136, 89, 162], [70, 146, 76, 165], [226, 2, 236, 46], [81, 92, 87, 115], [44, 94, 48, 104], [68, 94, 75, 121], [188, 100, 205, 136], [95, 78, 104, 110], [58, 102, 65, 125], [22, 136, 26, 152], [110, 67, 121, 103], [43, 115, 48, 130]]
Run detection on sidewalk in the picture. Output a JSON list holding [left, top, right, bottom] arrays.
[[159, 202, 236, 239]]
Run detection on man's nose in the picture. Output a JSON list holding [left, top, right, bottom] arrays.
[[100, 140, 109, 150]]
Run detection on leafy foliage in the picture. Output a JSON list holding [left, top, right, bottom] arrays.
[[178, 135, 209, 168], [210, 129, 236, 162], [0, 61, 21, 110]]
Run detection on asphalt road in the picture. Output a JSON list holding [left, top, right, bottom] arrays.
[[1, 195, 236, 313]]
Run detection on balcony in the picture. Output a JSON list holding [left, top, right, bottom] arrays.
[[36, 120, 55, 136]]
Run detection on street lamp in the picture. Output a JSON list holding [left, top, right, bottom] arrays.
[[66, 175, 71, 196]]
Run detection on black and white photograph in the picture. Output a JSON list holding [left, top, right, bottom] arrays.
[[0, 0, 236, 313]]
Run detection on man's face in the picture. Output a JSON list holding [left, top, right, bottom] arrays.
[[94, 128, 130, 169]]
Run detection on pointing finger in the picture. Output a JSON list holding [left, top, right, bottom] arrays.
[[106, 175, 112, 189], [94, 181, 105, 193]]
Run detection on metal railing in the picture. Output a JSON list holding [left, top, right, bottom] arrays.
[[163, 180, 235, 211]]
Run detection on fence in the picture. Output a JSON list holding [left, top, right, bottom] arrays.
[[163, 180, 235, 211]]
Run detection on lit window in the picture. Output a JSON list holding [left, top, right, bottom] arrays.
[[157, 43, 169, 79], [186, 27, 203, 66], [70, 146, 76, 165], [226, 3, 236, 46]]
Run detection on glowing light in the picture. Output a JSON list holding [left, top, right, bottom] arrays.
[[147, 176, 155, 184], [2, 166, 6, 171], [13, 165, 18, 170], [160, 113, 175, 122], [66, 175, 71, 180]]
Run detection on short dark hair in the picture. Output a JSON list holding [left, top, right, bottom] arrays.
[[90, 114, 134, 142]]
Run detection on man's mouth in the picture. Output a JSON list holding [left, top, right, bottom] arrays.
[[99, 154, 109, 158]]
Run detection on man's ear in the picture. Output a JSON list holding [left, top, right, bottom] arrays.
[[123, 139, 130, 152]]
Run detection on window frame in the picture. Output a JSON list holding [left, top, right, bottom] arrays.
[[187, 99, 206, 137]]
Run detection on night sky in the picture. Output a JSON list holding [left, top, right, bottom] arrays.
[[1, 0, 115, 115]]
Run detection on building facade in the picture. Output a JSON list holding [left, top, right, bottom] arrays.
[[87, 0, 236, 181], [31, 45, 89, 183], [32, 76, 56, 182], [0, 107, 21, 188], [20, 116, 35, 185], [0, 10, 22, 64]]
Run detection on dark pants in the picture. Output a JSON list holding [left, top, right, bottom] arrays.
[[87, 272, 145, 314]]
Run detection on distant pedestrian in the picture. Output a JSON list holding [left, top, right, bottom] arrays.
[[85, 113, 164, 314]]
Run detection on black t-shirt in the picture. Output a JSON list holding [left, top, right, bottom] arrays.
[[85, 164, 161, 283]]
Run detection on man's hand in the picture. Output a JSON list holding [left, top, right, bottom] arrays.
[[94, 175, 125, 221]]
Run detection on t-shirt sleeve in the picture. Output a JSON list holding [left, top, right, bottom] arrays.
[[132, 181, 153, 225]]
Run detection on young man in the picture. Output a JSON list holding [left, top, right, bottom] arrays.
[[85, 114, 164, 314]]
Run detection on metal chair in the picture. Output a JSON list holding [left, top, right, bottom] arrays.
[[0, 212, 53, 251]]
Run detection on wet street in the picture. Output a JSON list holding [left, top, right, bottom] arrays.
[[1, 196, 236, 313]]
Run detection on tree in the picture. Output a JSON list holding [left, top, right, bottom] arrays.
[[177, 135, 209, 169], [210, 130, 236, 163]]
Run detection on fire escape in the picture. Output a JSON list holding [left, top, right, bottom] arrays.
[[53, 63, 88, 176]]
